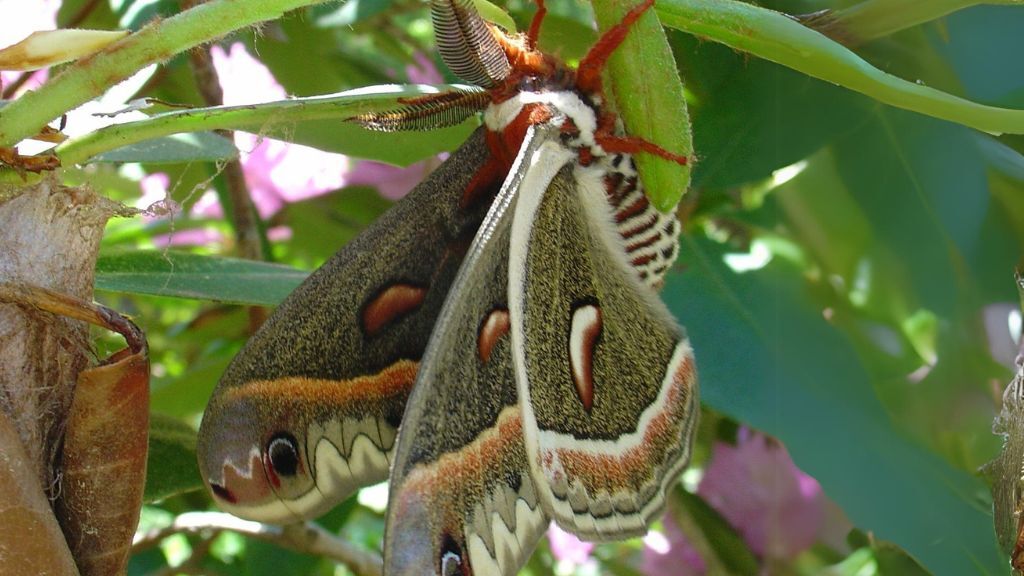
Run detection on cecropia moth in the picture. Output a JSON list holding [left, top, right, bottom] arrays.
[[197, 0, 699, 573]]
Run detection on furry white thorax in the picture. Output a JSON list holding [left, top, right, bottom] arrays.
[[483, 90, 600, 150]]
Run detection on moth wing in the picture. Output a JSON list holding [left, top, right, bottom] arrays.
[[508, 143, 699, 540], [384, 126, 556, 576], [197, 129, 500, 523]]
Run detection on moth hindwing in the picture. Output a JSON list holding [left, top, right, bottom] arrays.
[[508, 139, 698, 540]]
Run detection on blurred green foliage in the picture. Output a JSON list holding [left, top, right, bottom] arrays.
[[30, 0, 1023, 574]]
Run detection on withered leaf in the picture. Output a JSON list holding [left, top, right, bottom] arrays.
[[55, 347, 149, 576], [0, 412, 79, 576], [983, 270, 1024, 572], [0, 283, 149, 576]]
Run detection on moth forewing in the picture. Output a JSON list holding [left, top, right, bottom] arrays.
[[508, 152, 699, 540], [196, 129, 501, 524], [384, 126, 553, 576]]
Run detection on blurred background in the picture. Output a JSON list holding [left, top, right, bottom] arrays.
[[3, 0, 1022, 574]]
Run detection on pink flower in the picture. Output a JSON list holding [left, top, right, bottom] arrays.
[[406, 52, 444, 84], [547, 523, 594, 568], [642, 516, 706, 575], [347, 156, 445, 201], [208, 42, 348, 218], [697, 429, 824, 559]]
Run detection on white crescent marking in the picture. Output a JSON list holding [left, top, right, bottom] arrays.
[[569, 304, 601, 409]]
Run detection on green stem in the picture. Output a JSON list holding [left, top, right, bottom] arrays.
[[0, 0, 330, 148], [657, 0, 1024, 135], [54, 87, 466, 166], [818, 0, 1022, 44]]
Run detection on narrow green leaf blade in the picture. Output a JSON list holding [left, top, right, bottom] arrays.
[[144, 413, 202, 503], [656, 0, 1024, 135], [92, 131, 238, 164], [95, 250, 308, 305], [57, 86, 479, 167]]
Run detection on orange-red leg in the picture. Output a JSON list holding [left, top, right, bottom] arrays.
[[576, 0, 656, 95]]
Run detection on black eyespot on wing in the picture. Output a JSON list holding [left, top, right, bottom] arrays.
[[267, 432, 300, 477]]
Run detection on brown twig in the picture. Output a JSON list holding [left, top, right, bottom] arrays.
[[179, 0, 268, 330], [180, 0, 264, 263], [0, 282, 146, 354], [1, 71, 37, 100], [132, 511, 383, 576], [64, 0, 105, 27]]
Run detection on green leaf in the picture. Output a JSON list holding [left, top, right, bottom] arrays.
[[664, 241, 1004, 574], [254, 12, 389, 96], [766, 100, 1018, 469], [91, 132, 237, 164], [810, 0, 987, 44], [127, 547, 168, 576], [674, 33, 867, 189], [874, 538, 933, 576], [473, 0, 517, 33], [939, 6, 1024, 108], [0, 0, 340, 148], [283, 186, 392, 264], [57, 0, 120, 29], [95, 250, 308, 305], [593, 0, 692, 212], [312, 0, 393, 27], [656, 0, 1024, 135], [117, 0, 178, 31], [144, 412, 202, 502], [825, 107, 988, 320], [56, 86, 479, 167], [243, 540, 322, 576], [152, 347, 236, 418]]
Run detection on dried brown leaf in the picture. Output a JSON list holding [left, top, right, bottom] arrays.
[[984, 270, 1024, 572], [0, 411, 79, 576], [0, 282, 149, 576], [55, 347, 149, 576]]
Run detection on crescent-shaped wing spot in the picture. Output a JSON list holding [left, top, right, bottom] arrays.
[[478, 308, 510, 363], [361, 283, 427, 337], [569, 303, 602, 412]]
